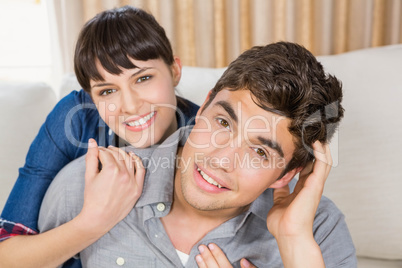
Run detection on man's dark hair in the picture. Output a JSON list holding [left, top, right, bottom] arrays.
[[203, 42, 344, 175], [74, 6, 174, 92]]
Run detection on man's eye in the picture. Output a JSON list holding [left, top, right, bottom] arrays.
[[253, 148, 268, 159], [136, 76, 151, 83], [217, 118, 230, 129], [100, 89, 116, 96]]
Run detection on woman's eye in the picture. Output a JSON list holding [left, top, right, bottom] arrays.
[[217, 118, 230, 129], [136, 76, 151, 83], [253, 148, 268, 159], [100, 89, 116, 96]]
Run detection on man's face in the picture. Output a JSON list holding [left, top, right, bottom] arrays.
[[178, 89, 297, 214]]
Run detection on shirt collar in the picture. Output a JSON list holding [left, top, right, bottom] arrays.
[[126, 125, 193, 207], [248, 178, 297, 222], [249, 189, 274, 221]]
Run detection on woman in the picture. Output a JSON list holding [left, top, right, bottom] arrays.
[[0, 6, 198, 268]]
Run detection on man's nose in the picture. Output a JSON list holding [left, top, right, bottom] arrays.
[[207, 144, 241, 173]]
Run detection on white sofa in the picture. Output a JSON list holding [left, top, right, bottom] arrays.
[[1, 45, 402, 267]]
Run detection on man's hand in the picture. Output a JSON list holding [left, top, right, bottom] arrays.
[[267, 141, 331, 267], [195, 243, 256, 268], [78, 139, 145, 235]]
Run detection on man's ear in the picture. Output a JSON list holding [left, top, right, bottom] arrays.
[[172, 56, 182, 87], [269, 167, 303, 189], [195, 90, 213, 122]]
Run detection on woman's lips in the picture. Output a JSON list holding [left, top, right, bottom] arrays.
[[124, 111, 156, 131]]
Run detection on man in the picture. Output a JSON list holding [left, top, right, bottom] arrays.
[[38, 42, 356, 267]]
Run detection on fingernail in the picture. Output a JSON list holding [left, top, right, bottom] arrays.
[[198, 245, 205, 253], [208, 243, 215, 250], [195, 255, 203, 263], [88, 139, 96, 148], [108, 145, 115, 148], [241, 259, 251, 268]]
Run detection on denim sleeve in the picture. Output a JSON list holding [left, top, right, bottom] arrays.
[[1, 90, 98, 232]]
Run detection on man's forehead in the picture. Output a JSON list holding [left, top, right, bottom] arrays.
[[208, 89, 295, 158], [210, 90, 287, 122]]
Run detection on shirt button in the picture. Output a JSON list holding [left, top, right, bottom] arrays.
[[116, 257, 125, 266], [156, 202, 166, 212]]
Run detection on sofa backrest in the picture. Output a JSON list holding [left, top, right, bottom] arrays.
[[0, 82, 57, 210], [317, 45, 402, 260]]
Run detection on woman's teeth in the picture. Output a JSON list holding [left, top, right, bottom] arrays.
[[197, 168, 223, 188], [126, 112, 155, 127]]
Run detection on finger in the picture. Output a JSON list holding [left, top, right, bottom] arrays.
[[196, 244, 218, 268], [323, 143, 333, 176], [106, 146, 133, 171], [97, 148, 121, 174], [195, 254, 208, 268], [130, 152, 145, 191], [299, 161, 314, 180], [301, 142, 331, 200], [294, 161, 314, 193], [85, 139, 99, 182], [207, 243, 232, 267], [240, 258, 257, 268], [311, 142, 332, 185], [272, 185, 290, 204], [312, 141, 332, 169]]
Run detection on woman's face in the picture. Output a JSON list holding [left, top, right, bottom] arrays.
[[90, 58, 181, 148]]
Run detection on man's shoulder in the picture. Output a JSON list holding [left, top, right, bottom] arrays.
[[42, 155, 86, 210], [316, 195, 344, 220], [314, 196, 357, 266], [38, 155, 86, 232], [51, 155, 87, 191]]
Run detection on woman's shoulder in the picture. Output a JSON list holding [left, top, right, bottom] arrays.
[[58, 89, 94, 107], [47, 89, 97, 122], [176, 96, 199, 128]]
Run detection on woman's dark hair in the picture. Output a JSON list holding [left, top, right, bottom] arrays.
[[74, 6, 174, 92]]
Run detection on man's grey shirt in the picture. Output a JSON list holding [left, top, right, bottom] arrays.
[[38, 126, 357, 268]]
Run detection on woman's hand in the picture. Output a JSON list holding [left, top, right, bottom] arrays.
[[267, 141, 331, 267], [195, 243, 256, 268], [78, 139, 145, 235]]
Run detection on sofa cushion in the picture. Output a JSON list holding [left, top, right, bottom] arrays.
[[0, 82, 57, 210], [318, 45, 402, 260], [358, 257, 402, 268]]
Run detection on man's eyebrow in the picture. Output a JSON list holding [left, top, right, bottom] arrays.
[[215, 100, 238, 123], [258, 136, 284, 158], [91, 67, 154, 88]]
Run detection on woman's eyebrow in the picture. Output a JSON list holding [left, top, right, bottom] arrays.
[[129, 67, 154, 79], [91, 67, 155, 89]]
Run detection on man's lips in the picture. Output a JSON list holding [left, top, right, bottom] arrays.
[[195, 165, 230, 191]]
